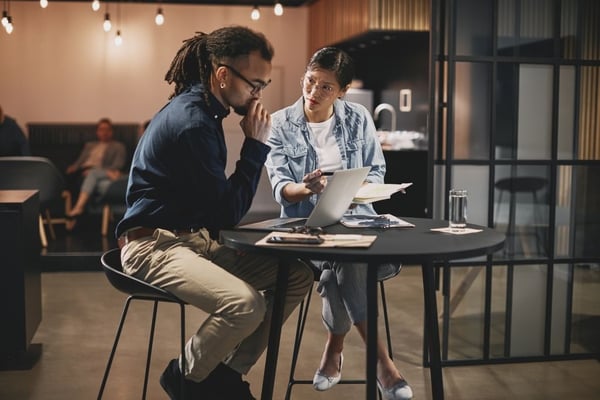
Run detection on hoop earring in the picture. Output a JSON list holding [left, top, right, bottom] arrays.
[[220, 82, 226, 89]]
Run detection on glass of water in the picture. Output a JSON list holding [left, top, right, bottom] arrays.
[[449, 189, 468, 230]]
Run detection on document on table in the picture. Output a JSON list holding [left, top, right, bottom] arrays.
[[340, 214, 415, 228], [256, 232, 377, 248], [352, 182, 413, 204]]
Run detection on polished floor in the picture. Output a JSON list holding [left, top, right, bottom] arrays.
[[2, 224, 600, 399]]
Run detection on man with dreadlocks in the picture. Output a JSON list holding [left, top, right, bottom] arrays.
[[115, 26, 313, 400]]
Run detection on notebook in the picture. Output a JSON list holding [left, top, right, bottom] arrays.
[[238, 166, 371, 231]]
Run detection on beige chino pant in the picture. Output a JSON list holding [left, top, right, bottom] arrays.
[[120, 228, 313, 382]]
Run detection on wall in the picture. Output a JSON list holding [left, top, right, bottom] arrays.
[[0, 2, 308, 126], [0, 1, 309, 215]]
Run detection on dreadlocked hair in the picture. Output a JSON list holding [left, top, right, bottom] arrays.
[[164, 26, 274, 100], [164, 32, 209, 99]]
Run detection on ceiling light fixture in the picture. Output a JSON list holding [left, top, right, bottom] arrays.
[[40, 0, 48, 9], [2, 0, 12, 34], [274, 1, 283, 16], [155, 7, 164, 26], [114, 2, 122, 46], [103, 12, 111, 32], [250, 5, 260, 21], [115, 29, 123, 46], [91, 0, 100, 12], [5, 15, 12, 34]]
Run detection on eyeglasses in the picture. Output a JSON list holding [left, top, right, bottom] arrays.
[[218, 63, 271, 96], [302, 75, 337, 96], [291, 226, 324, 236]]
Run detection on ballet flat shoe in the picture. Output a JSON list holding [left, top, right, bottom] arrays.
[[377, 378, 414, 400], [312, 353, 343, 391]]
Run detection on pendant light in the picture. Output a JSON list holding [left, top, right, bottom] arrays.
[[250, 5, 260, 21], [155, 7, 164, 26]]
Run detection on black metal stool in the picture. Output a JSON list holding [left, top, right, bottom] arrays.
[[494, 176, 548, 256], [98, 248, 187, 400], [285, 264, 398, 400]]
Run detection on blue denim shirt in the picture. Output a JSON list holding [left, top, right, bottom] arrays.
[[116, 84, 270, 239], [266, 97, 386, 218]]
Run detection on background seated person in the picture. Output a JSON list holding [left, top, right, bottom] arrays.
[[66, 117, 126, 229], [0, 105, 31, 156]]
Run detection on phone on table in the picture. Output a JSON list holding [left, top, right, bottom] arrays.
[[267, 235, 324, 245]]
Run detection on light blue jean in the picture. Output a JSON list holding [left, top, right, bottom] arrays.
[[315, 261, 400, 335], [80, 167, 111, 196]]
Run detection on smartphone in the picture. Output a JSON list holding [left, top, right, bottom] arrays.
[[267, 235, 324, 245]]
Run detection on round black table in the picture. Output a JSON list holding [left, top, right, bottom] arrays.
[[221, 218, 505, 400]]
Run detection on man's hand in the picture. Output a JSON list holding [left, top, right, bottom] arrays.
[[240, 99, 271, 144]]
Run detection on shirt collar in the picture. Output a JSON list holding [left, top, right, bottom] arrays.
[[191, 83, 230, 120]]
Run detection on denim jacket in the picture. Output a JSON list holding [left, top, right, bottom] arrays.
[[266, 97, 386, 218]]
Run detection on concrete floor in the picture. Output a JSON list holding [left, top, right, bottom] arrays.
[[1, 266, 599, 400]]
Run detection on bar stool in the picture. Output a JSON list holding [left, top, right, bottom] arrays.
[[285, 264, 398, 400], [494, 176, 548, 256], [98, 248, 187, 400]]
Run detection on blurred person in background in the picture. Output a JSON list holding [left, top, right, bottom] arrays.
[[0, 105, 31, 156]]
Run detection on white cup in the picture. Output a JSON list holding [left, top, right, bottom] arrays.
[[449, 189, 468, 230]]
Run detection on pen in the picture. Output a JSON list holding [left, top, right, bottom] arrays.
[[321, 171, 334, 176]]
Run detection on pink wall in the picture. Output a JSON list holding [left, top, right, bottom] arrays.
[[0, 2, 308, 130]]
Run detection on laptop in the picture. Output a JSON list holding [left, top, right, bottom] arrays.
[[238, 166, 371, 231]]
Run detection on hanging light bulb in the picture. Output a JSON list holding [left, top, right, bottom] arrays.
[[114, 30, 123, 46], [103, 12, 111, 32], [274, 2, 283, 16], [250, 5, 260, 21], [1, 11, 8, 27], [40, 0, 48, 9], [5, 15, 12, 34], [155, 7, 164, 26], [91, 0, 100, 12]]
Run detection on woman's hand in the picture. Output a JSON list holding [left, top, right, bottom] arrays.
[[303, 169, 327, 194], [281, 169, 328, 203]]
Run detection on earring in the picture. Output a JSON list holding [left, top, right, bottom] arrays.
[[220, 82, 226, 89]]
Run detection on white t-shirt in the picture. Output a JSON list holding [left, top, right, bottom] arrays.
[[307, 115, 343, 172]]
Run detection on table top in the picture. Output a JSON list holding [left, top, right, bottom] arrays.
[[221, 217, 505, 264], [0, 190, 38, 204]]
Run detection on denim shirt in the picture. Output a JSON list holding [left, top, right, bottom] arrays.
[[266, 97, 386, 218]]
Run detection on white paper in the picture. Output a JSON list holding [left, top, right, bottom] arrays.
[[352, 183, 413, 204]]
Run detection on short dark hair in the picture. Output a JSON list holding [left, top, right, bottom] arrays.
[[164, 26, 275, 99], [306, 47, 355, 88], [97, 118, 113, 129]]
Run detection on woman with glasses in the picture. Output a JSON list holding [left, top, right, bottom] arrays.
[[265, 47, 413, 400]]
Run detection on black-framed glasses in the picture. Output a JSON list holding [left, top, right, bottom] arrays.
[[218, 63, 271, 96], [290, 226, 324, 236]]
